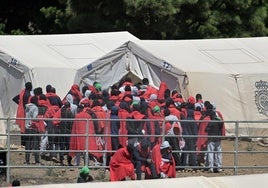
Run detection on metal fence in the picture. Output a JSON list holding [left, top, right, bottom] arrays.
[[1, 117, 268, 183]]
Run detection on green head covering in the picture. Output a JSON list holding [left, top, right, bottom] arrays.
[[80, 166, 90, 176], [94, 83, 102, 91], [152, 105, 160, 113], [132, 101, 139, 106]]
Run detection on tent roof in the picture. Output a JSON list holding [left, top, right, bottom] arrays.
[[0, 31, 139, 70], [21, 173, 268, 188], [135, 37, 268, 75]]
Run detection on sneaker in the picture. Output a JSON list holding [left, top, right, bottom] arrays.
[[68, 163, 73, 166], [34, 162, 44, 166], [51, 157, 61, 163], [216, 168, 223, 173], [23, 161, 30, 165], [208, 168, 214, 173]]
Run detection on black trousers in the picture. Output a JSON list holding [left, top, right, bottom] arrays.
[[24, 129, 40, 163]]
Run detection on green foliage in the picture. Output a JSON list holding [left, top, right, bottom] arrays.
[[1, 0, 268, 38], [0, 23, 5, 34], [10, 29, 25, 35], [38, 6, 70, 33]]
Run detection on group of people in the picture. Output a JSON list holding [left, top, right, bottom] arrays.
[[13, 77, 225, 181]]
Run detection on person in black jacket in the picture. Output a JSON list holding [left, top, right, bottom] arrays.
[[132, 138, 158, 180], [180, 107, 198, 171], [205, 110, 224, 173]]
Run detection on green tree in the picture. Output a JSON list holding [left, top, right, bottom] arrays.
[[0, 0, 67, 34], [66, 0, 127, 33]]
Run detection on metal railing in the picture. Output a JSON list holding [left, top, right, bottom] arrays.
[[1, 117, 268, 183]]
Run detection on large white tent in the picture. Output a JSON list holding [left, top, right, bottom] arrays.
[[0, 31, 139, 119], [75, 38, 268, 136]]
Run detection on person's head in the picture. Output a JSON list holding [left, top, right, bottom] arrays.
[[125, 85, 131, 92], [165, 97, 174, 107], [152, 105, 160, 113], [25, 82, 32, 91], [164, 108, 170, 117], [39, 94, 47, 101], [164, 89, 170, 99], [195, 93, 202, 101], [142, 78, 149, 85], [51, 87, 56, 93], [46, 84, 52, 93], [79, 166, 90, 179], [132, 102, 141, 112], [12, 179, 20, 186], [160, 140, 171, 150], [82, 86, 89, 96], [149, 94, 157, 101], [204, 100, 211, 109], [94, 82, 102, 92], [187, 96, 195, 104], [33, 87, 43, 96]]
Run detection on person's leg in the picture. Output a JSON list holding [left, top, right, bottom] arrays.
[[40, 131, 48, 156], [214, 141, 222, 172], [135, 161, 142, 180], [207, 141, 215, 172], [75, 153, 81, 166], [32, 132, 40, 163], [188, 139, 198, 168], [24, 129, 31, 164], [148, 162, 158, 178]]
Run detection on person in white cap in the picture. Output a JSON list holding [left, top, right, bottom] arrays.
[[159, 140, 176, 178]]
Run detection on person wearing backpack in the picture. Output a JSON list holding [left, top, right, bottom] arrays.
[[205, 109, 225, 173], [24, 96, 42, 164]]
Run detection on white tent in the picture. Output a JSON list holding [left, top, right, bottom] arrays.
[[75, 38, 268, 136], [21, 173, 268, 188], [0, 31, 139, 119]]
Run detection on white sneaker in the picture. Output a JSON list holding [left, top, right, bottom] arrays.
[[208, 168, 214, 173], [217, 168, 223, 172]]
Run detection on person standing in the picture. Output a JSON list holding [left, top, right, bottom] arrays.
[[52, 101, 74, 166], [164, 108, 183, 170], [24, 96, 41, 164], [110, 105, 120, 151], [13, 82, 33, 146], [180, 108, 198, 171], [205, 110, 225, 173]]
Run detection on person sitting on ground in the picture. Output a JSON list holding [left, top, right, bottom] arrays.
[[132, 138, 158, 180], [77, 166, 94, 183], [109, 138, 136, 181]]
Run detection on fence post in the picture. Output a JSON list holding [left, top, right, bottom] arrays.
[[162, 119, 166, 142], [234, 121, 239, 175], [6, 118, 11, 183], [85, 119, 89, 166]]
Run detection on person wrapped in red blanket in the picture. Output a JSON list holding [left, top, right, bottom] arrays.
[[151, 140, 176, 178], [109, 139, 136, 181]]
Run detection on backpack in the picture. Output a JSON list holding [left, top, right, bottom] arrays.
[[31, 105, 48, 133], [44, 105, 60, 119], [31, 115, 46, 133]]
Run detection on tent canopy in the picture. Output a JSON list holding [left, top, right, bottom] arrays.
[[75, 37, 268, 135], [0, 31, 139, 118]]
